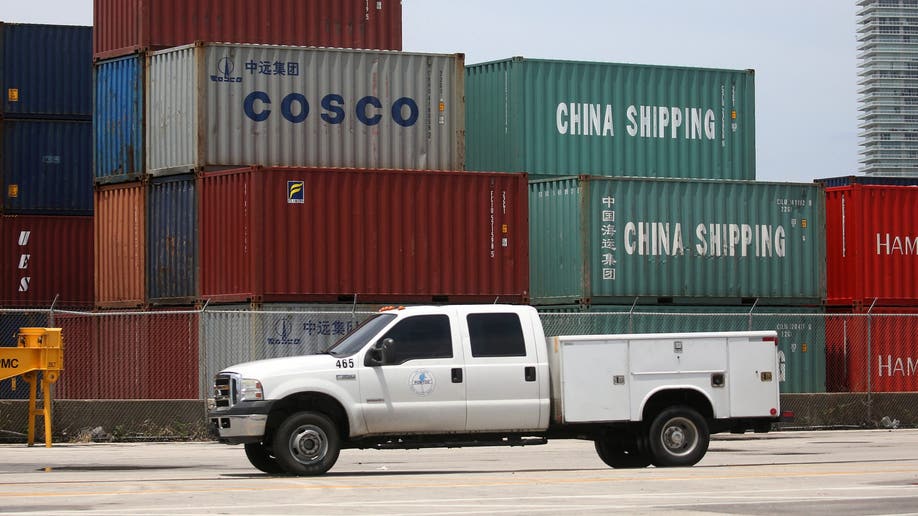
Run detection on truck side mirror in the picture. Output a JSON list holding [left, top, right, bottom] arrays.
[[364, 338, 394, 367]]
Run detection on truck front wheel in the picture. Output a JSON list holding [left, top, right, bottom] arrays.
[[273, 411, 340, 475], [244, 442, 285, 474], [647, 406, 709, 467]]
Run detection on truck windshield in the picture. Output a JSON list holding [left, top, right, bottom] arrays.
[[326, 313, 397, 357]]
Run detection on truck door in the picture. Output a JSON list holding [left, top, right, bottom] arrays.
[[358, 314, 467, 434], [462, 311, 543, 431]]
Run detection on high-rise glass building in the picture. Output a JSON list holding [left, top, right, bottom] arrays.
[[857, 0, 918, 176]]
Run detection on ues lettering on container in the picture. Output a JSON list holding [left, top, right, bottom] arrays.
[[529, 176, 825, 305], [146, 44, 465, 175], [0, 215, 94, 308], [466, 58, 755, 180]]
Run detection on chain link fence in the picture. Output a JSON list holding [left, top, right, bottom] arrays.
[[2, 306, 916, 441]]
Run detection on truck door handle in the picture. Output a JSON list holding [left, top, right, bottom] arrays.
[[452, 368, 463, 383], [525, 366, 536, 382]]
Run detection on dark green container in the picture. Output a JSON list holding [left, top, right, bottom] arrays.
[[530, 176, 826, 305], [537, 305, 826, 394], [466, 57, 755, 179]]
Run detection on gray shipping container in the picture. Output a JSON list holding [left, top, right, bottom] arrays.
[[147, 43, 465, 175]]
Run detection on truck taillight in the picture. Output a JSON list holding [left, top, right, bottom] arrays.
[[764, 336, 778, 346]]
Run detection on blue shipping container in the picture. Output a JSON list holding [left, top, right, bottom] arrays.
[[94, 54, 144, 184], [147, 174, 197, 304], [1, 119, 93, 214], [1, 23, 92, 118]]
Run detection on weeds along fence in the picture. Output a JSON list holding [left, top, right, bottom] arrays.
[[1, 305, 917, 440]]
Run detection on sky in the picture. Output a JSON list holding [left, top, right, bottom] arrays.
[[3, 0, 858, 184]]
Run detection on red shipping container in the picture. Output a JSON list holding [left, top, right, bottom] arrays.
[[825, 185, 918, 306], [93, 0, 403, 59], [55, 312, 95, 399], [88, 310, 199, 399], [200, 167, 530, 304], [826, 306, 918, 392], [94, 182, 145, 308], [0, 215, 94, 308]]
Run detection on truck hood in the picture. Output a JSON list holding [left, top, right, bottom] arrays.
[[220, 353, 338, 379]]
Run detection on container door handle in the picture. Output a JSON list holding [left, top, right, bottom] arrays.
[[451, 368, 463, 383], [525, 366, 536, 382]]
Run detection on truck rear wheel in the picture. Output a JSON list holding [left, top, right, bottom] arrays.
[[647, 406, 709, 467], [594, 434, 651, 468], [244, 441, 285, 474], [273, 411, 340, 476]]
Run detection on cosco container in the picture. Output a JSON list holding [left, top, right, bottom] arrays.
[[1, 119, 92, 214], [200, 303, 378, 397], [529, 176, 825, 305], [146, 44, 464, 175], [539, 305, 825, 393], [826, 307, 918, 392], [94, 54, 144, 184], [1, 23, 92, 118], [825, 185, 918, 306], [199, 167, 528, 304], [94, 182, 145, 308], [94, 0, 402, 60], [0, 215, 93, 308], [147, 174, 197, 305], [466, 58, 755, 180]]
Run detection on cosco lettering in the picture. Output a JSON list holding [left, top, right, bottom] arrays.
[[243, 91, 420, 127]]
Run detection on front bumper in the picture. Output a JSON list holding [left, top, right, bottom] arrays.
[[209, 400, 274, 444]]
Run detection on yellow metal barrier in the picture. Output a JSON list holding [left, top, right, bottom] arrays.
[[0, 328, 63, 447]]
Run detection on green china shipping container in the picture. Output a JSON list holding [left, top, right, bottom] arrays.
[[530, 176, 825, 305], [537, 305, 826, 393], [466, 57, 755, 179]]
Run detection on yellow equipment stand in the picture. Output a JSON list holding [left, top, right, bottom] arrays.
[[0, 328, 63, 447]]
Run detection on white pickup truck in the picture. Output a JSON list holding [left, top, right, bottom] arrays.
[[209, 304, 786, 475]]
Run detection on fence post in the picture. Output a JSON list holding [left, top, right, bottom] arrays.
[[628, 298, 638, 334], [747, 298, 758, 331], [866, 298, 877, 424]]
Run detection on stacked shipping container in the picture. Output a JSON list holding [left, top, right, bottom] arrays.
[[822, 181, 918, 392], [0, 23, 94, 309]]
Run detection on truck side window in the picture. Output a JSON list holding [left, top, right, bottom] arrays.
[[467, 313, 526, 358], [380, 315, 452, 364]]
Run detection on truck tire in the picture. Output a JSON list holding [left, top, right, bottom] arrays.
[[594, 435, 651, 468], [647, 406, 709, 467], [273, 411, 340, 476], [244, 442, 285, 474]]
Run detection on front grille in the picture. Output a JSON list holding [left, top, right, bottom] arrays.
[[213, 373, 237, 409]]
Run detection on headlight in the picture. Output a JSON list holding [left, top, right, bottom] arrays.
[[239, 378, 264, 402]]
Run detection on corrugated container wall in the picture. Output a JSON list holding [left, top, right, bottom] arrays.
[[94, 54, 144, 184], [825, 185, 918, 306], [1, 119, 93, 214], [0, 215, 94, 308], [94, 182, 145, 308], [200, 304, 377, 397], [146, 44, 465, 175], [529, 176, 825, 305], [1, 23, 92, 118], [147, 174, 197, 305], [199, 167, 529, 304], [565, 305, 826, 393], [465, 58, 756, 180], [826, 307, 918, 393], [93, 0, 402, 60]]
